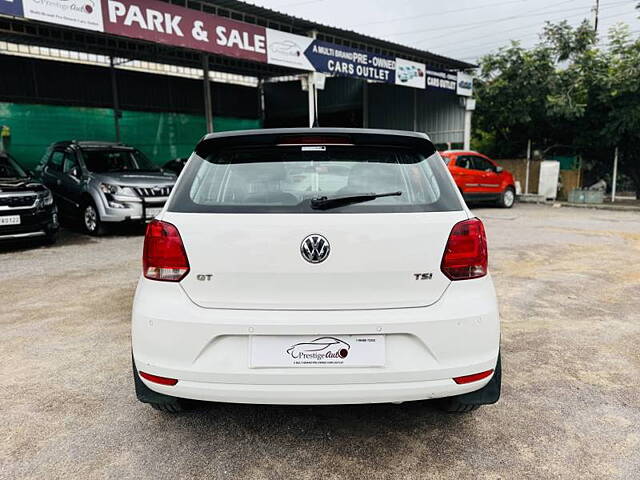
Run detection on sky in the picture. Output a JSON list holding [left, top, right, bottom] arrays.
[[244, 0, 640, 62]]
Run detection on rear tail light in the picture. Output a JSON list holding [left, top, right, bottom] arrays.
[[139, 371, 178, 386], [143, 220, 190, 282], [441, 218, 488, 280], [453, 369, 494, 384]]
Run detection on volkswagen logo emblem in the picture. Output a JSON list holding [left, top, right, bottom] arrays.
[[301, 234, 330, 264]]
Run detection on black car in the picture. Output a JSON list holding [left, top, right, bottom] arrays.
[[0, 152, 59, 244]]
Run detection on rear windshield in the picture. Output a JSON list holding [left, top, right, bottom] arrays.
[[82, 149, 159, 173], [168, 146, 461, 213]]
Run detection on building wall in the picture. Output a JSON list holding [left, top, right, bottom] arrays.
[[368, 84, 465, 145], [265, 77, 466, 144], [0, 102, 260, 169], [0, 54, 262, 168]]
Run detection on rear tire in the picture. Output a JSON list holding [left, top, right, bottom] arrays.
[[150, 401, 185, 413], [498, 187, 515, 208], [436, 353, 502, 414], [43, 229, 58, 245], [436, 399, 481, 413]]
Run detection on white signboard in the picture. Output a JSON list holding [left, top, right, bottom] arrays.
[[250, 335, 385, 368], [266, 29, 314, 71], [23, 0, 104, 32], [457, 71, 474, 97], [395, 58, 426, 89]]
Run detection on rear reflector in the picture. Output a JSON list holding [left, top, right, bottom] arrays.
[[441, 218, 488, 280], [143, 220, 190, 282], [139, 371, 178, 386], [453, 369, 494, 384], [277, 135, 353, 145]]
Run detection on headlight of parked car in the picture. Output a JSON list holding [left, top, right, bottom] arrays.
[[39, 189, 54, 206], [100, 183, 118, 195], [100, 183, 137, 197]]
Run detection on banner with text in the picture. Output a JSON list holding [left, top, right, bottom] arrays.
[[0, 0, 23, 17], [304, 40, 396, 83], [5, 0, 472, 95], [103, 0, 268, 62]]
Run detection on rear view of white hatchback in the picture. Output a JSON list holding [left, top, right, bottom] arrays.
[[132, 128, 501, 413]]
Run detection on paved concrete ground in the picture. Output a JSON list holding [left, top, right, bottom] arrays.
[[1, 204, 639, 480]]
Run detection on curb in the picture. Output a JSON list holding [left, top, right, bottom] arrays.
[[555, 202, 640, 212]]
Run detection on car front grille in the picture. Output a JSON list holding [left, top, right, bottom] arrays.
[[134, 186, 172, 198], [0, 194, 38, 209]]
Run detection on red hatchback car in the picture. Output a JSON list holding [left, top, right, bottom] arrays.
[[440, 150, 516, 208]]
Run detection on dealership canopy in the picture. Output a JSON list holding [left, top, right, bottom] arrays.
[[0, 0, 474, 95]]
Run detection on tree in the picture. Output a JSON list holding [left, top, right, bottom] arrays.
[[594, 27, 640, 196], [473, 21, 640, 197]]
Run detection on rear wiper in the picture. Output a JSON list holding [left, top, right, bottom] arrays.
[[310, 191, 402, 210]]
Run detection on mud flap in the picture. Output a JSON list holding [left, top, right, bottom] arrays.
[[132, 355, 180, 404]]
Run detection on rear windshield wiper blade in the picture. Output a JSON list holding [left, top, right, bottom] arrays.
[[310, 191, 402, 210]]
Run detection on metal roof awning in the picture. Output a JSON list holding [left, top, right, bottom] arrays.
[[0, 0, 475, 79]]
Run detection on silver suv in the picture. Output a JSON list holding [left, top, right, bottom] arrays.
[[37, 141, 176, 235]]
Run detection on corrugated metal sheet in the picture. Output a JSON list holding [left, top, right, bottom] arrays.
[[367, 84, 415, 132], [417, 89, 465, 145], [0, 54, 261, 118], [0, 102, 261, 169], [264, 77, 363, 125], [367, 84, 464, 144]]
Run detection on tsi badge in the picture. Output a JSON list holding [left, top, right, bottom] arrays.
[[414, 273, 433, 280]]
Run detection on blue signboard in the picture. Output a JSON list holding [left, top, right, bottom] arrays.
[[304, 40, 396, 83], [0, 0, 23, 16]]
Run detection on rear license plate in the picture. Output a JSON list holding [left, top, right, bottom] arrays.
[[0, 215, 20, 226], [250, 335, 385, 368], [145, 208, 162, 218]]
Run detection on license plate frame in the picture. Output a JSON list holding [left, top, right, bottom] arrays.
[[0, 215, 20, 226], [250, 335, 385, 368], [145, 207, 162, 219]]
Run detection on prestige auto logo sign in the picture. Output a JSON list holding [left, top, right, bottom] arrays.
[[23, 0, 104, 31], [286, 337, 351, 363]]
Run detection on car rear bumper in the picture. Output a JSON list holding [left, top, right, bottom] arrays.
[[132, 275, 500, 405]]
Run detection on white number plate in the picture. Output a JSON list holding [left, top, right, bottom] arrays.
[[145, 208, 162, 218], [250, 335, 385, 368], [0, 215, 20, 226]]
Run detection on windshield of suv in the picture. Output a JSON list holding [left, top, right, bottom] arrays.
[[0, 154, 28, 179], [82, 148, 159, 173], [169, 146, 461, 213]]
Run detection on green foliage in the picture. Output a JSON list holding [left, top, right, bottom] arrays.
[[473, 21, 640, 196]]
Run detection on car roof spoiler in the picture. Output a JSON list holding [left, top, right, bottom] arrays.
[[195, 128, 436, 158]]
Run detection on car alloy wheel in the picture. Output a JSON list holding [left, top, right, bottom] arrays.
[[503, 189, 515, 208], [84, 205, 98, 232]]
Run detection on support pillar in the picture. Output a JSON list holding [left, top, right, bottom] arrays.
[[612, 146, 619, 202], [463, 97, 475, 150], [307, 74, 317, 127], [202, 55, 213, 134], [109, 57, 121, 143], [362, 81, 369, 128]]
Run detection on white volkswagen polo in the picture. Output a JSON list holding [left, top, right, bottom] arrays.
[[131, 128, 501, 413]]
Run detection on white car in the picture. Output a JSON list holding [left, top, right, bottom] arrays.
[[132, 128, 501, 413]]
